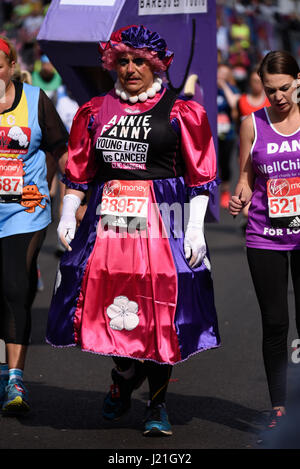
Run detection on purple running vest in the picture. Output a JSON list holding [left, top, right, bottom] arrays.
[[246, 107, 300, 250]]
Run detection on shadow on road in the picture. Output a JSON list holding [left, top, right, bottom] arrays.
[[11, 382, 263, 436]]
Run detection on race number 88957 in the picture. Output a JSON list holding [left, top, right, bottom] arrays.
[[100, 196, 148, 218]]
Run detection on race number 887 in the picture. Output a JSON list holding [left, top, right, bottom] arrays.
[[0, 177, 22, 194]]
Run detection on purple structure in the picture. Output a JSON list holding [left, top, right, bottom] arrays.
[[38, 0, 219, 220]]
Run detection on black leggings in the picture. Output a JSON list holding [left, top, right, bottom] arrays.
[[0, 230, 46, 345], [113, 357, 172, 406], [247, 248, 300, 407]]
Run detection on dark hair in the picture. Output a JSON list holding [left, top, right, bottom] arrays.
[[258, 50, 300, 82]]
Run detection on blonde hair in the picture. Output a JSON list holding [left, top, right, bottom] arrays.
[[13, 64, 32, 84], [20, 70, 32, 84]]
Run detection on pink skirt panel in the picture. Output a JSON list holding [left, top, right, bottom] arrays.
[[73, 182, 181, 364]]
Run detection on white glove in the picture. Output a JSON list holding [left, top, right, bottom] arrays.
[[57, 194, 81, 251], [184, 194, 208, 268]]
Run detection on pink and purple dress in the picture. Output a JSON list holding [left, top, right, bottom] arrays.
[[46, 87, 220, 365]]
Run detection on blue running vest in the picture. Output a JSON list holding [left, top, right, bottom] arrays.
[[0, 83, 51, 238]]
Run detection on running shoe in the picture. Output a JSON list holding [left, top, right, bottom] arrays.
[[0, 377, 8, 407], [102, 362, 146, 420], [2, 379, 30, 415], [257, 409, 286, 444], [266, 409, 286, 431], [143, 403, 173, 436]]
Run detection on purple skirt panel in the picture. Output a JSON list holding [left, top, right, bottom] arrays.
[[46, 176, 220, 363]]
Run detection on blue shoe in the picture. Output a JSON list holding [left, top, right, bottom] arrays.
[[102, 362, 146, 421], [2, 379, 30, 415], [143, 403, 173, 436], [0, 377, 8, 407]]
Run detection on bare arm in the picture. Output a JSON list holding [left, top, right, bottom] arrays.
[[218, 78, 240, 109], [229, 115, 255, 216], [54, 147, 69, 177]]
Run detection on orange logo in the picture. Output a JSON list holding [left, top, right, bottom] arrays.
[[21, 184, 47, 213]]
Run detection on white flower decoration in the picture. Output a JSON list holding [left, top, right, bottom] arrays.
[[106, 296, 139, 331]]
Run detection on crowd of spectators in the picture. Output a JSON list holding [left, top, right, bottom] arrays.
[[0, 1, 299, 97], [0, 1, 50, 73], [216, 0, 300, 210], [0, 1, 78, 132], [217, 0, 300, 82]]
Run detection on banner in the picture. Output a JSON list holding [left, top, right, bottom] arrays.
[[138, 0, 207, 15]]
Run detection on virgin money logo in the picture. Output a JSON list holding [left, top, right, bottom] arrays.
[[269, 178, 290, 197], [103, 180, 121, 197]]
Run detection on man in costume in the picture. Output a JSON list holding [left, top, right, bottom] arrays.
[[47, 25, 220, 436]]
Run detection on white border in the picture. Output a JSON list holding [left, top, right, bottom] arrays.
[[250, 112, 257, 159], [60, 0, 115, 6], [264, 107, 300, 137]]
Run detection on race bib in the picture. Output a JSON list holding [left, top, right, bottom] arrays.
[[217, 113, 231, 136], [100, 180, 149, 230], [267, 177, 300, 228], [0, 158, 23, 202]]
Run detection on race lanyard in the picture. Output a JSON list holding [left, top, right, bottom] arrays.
[[267, 177, 300, 228], [0, 158, 23, 202], [100, 180, 149, 230]]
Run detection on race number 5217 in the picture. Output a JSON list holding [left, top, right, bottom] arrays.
[[269, 196, 298, 216]]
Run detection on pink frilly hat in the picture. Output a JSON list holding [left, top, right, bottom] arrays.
[[98, 24, 174, 70]]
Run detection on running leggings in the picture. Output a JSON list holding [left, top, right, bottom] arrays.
[[113, 357, 172, 406], [247, 248, 300, 407], [0, 230, 46, 345]]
